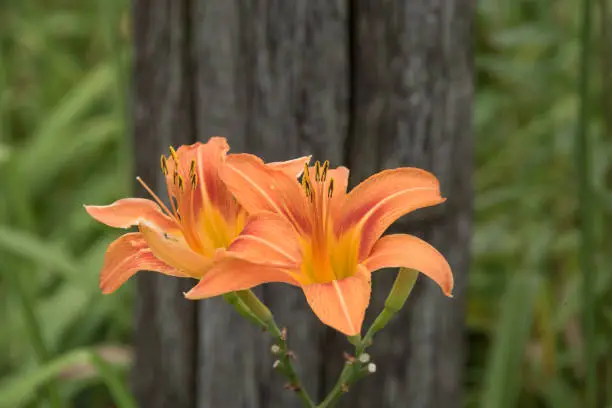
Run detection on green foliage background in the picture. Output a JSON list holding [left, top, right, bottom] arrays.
[[0, 0, 609, 407]]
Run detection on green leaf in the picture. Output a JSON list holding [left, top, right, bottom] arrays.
[[0, 347, 131, 408], [480, 274, 541, 408], [0, 225, 82, 283]]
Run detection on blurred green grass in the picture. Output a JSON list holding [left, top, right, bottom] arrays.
[[0, 0, 610, 407]]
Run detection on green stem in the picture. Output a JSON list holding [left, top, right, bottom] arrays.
[[319, 268, 418, 406], [223, 292, 266, 328], [317, 363, 353, 408], [235, 290, 316, 408], [359, 268, 418, 354], [576, 0, 596, 404]]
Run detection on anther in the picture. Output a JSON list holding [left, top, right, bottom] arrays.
[[177, 175, 185, 192], [190, 173, 198, 189], [160, 155, 168, 175], [328, 178, 334, 198], [314, 161, 321, 181], [169, 146, 179, 162], [303, 179, 311, 198], [176, 210, 182, 221], [303, 163, 310, 182], [189, 160, 196, 177], [173, 170, 178, 186], [321, 160, 329, 181]]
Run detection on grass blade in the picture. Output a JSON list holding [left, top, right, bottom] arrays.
[[481, 274, 541, 408], [576, 0, 596, 403], [90, 351, 137, 408]]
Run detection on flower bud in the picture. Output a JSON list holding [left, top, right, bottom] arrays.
[[358, 353, 371, 363], [367, 363, 377, 373]]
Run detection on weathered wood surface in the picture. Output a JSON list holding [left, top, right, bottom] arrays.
[[337, 1, 474, 406], [132, 0, 473, 407], [132, 1, 197, 408]]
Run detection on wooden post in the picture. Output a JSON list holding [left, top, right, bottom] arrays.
[[132, 0, 473, 407]]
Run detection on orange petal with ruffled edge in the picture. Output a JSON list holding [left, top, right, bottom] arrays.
[[220, 153, 312, 234], [139, 222, 212, 278], [184, 257, 299, 299], [195, 137, 238, 219], [302, 265, 371, 336], [363, 233, 453, 296], [268, 155, 312, 178], [227, 212, 301, 268], [100, 233, 186, 294], [337, 168, 445, 260], [85, 198, 177, 231]]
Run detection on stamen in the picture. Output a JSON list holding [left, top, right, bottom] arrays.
[[189, 160, 196, 178], [160, 155, 168, 175], [176, 209, 182, 221], [169, 146, 179, 162], [314, 161, 321, 182], [177, 175, 185, 192], [301, 162, 312, 197], [170, 196, 179, 214], [173, 170, 178, 186], [303, 163, 311, 183], [303, 178, 312, 199], [321, 160, 329, 181], [136, 176, 175, 220], [328, 178, 334, 198], [190, 172, 198, 189]]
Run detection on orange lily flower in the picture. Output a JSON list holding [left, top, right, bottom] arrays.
[[84, 137, 310, 294], [185, 155, 453, 336]]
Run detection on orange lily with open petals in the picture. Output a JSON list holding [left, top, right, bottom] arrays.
[[186, 155, 453, 336], [85, 137, 310, 294]]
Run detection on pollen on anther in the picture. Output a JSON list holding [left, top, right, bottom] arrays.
[[190, 173, 197, 189], [177, 175, 185, 192], [189, 160, 196, 177], [328, 178, 335, 198], [173, 170, 178, 186], [303, 179, 312, 198], [169, 146, 179, 162], [314, 161, 321, 181], [160, 155, 168, 175], [321, 160, 329, 181]]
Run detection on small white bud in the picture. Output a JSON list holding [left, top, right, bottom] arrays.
[[367, 363, 376, 373], [271, 344, 281, 354], [358, 353, 371, 363], [273, 360, 281, 369]]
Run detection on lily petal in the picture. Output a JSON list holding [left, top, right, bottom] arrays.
[[184, 257, 299, 299], [338, 168, 445, 259], [138, 222, 212, 278], [85, 198, 176, 231], [268, 155, 312, 178], [327, 166, 350, 220], [363, 234, 453, 296], [220, 153, 312, 234], [196, 137, 237, 218], [100, 233, 185, 294], [302, 265, 371, 336], [227, 212, 301, 267]]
